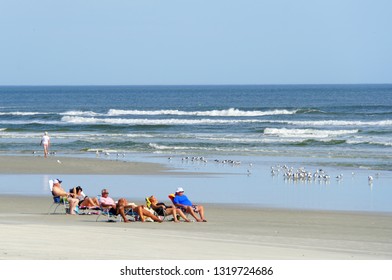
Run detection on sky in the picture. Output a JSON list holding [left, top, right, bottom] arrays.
[[0, 0, 391, 86]]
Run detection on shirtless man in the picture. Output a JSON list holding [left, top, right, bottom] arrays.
[[51, 179, 79, 215]]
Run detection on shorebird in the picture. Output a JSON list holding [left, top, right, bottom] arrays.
[[336, 174, 343, 180], [57, 160, 62, 164], [368, 175, 373, 182]]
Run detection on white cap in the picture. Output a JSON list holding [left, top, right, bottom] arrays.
[[176, 187, 184, 193]]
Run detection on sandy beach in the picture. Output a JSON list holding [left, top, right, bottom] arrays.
[[0, 195, 392, 260], [0, 156, 392, 260]]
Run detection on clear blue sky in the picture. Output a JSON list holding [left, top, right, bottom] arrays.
[[0, 0, 391, 85]]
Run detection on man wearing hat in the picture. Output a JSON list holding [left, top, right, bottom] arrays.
[[51, 179, 79, 215], [172, 187, 207, 222]]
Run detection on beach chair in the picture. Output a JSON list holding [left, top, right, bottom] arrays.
[[47, 179, 69, 214], [95, 198, 139, 222], [78, 205, 101, 215], [145, 197, 169, 221], [168, 194, 194, 221]]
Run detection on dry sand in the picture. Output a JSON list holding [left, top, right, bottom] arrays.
[[0, 195, 391, 260], [0, 155, 392, 260]]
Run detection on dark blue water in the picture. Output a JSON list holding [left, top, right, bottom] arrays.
[[1, 84, 392, 169]]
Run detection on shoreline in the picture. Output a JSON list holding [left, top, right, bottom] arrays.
[[1, 195, 391, 260]]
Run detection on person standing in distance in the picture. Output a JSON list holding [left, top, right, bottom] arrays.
[[40, 131, 50, 158]]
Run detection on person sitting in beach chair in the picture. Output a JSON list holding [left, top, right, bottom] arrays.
[[171, 187, 207, 222], [99, 189, 162, 223], [51, 179, 79, 215], [70, 186, 100, 209], [146, 195, 190, 222]]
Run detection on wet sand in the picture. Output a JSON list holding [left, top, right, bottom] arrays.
[[0, 155, 170, 175]]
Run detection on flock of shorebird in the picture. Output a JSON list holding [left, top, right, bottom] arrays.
[[32, 150, 380, 184], [271, 164, 379, 184], [174, 156, 379, 184]]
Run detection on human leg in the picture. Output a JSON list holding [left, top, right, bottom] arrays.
[[185, 206, 202, 222], [68, 197, 79, 215], [169, 208, 190, 222], [165, 208, 179, 222], [196, 205, 207, 222], [43, 144, 48, 158], [92, 197, 100, 207], [117, 198, 131, 223], [140, 206, 161, 222]]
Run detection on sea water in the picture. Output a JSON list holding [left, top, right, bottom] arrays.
[[1, 84, 392, 212]]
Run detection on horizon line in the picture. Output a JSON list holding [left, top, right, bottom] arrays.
[[0, 82, 391, 87]]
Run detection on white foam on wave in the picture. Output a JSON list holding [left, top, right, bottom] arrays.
[[346, 139, 392, 147], [108, 108, 297, 117], [276, 120, 392, 126], [263, 128, 359, 138], [0, 111, 51, 116], [61, 116, 259, 125], [60, 111, 101, 117], [60, 116, 392, 127]]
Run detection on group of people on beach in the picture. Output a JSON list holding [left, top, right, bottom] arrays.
[[51, 180, 207, 223], [45, 130, 207, 223]]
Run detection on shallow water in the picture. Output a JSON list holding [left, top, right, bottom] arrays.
[[1, 153, 391, 213]]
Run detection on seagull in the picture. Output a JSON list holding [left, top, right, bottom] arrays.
[[368, 175, 373, 181], [57, 160, 62, 164]]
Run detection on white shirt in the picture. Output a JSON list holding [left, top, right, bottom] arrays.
[[41, 135, 50, 145]]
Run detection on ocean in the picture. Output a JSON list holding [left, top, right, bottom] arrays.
[[1, 84, 392, 169], [1, 84, 392, 212]]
